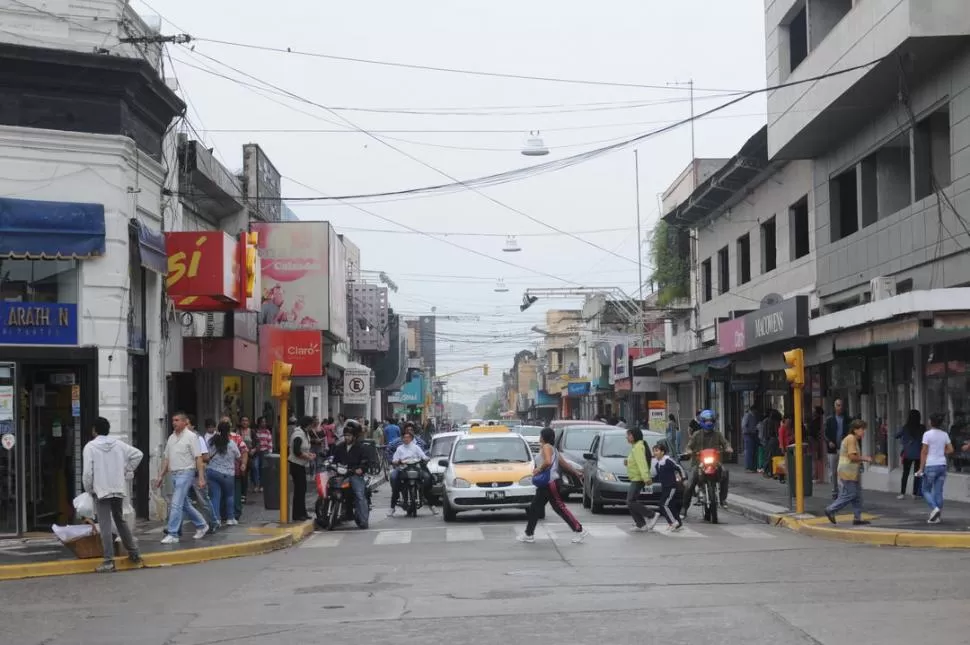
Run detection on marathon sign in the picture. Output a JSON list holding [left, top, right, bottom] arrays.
[[717, 295, 809, 356]]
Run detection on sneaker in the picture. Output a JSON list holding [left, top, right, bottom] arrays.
[[226, 519, 238, 526], [429, 505, 439, 516], [671, 522, 683, 532], [240, 495, 247, 503], [912, 494, 921, 500], [95, 561, 116, 574], [647, 514, 660, 531], [928, 516, 942, 524], [517, 534, 535, 544], [929, 507, 941, 523], [571, 529, 590, 544], [387, 508, 396, 518], [825, 510, 837, 525], [630, 524, 647, 532], [852, 519, 871, 526], [193, 524, 209, 540], [161, 534, 179, 545], [896, 494, 906, 500], [128, 553, 144, 567]]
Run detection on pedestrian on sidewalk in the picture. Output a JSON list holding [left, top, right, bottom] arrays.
[[917, 412, 953, 524], [824, 399, 848, 499], [896, 409, 925, 500], [82, 416, 143, 573], [206, 421, 241, 528], [651, 441, 685, 532], [252, 417, 274, 493], [154, 412, 209, 543], [665, 413, 681, 458], [824, 419, 872, 526], [189, 417, 218, 534], [624, 427, 659, 532], [226, 418, 250, 520], [518, 427, 588, 544], [741, 405, 760, 473], [289, 416, 317, 522]]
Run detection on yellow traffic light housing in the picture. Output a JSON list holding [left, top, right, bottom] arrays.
[[242, 231, 258, 298], [783, 349, 805, 387], [482, 363, 489, 376], [271, 360, 293, 399]]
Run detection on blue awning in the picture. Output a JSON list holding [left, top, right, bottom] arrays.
[[0, 197, 105, 259], [129, 219, 166, 274]]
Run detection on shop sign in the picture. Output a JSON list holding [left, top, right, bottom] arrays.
[[166, 232, 238, 303], [717, 317, 746, 355], [611, 340, 630, 382], [0, 302, 78, 345], [632, 376, 661, 393], [648, 400, 666, 432], [566, 381, 590, 396], [258, 326, 322, 376], [399, 375, 424, 404], [251, 222, 330, 331], [344, 367, 371, 404], [614, 378, 632, 393], [717, 296, 809, 356]]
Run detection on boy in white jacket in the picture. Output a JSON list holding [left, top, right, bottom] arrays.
[[82, 416, 144, 572]]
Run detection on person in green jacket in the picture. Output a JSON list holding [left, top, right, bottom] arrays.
[[625, 427, 659, 532]]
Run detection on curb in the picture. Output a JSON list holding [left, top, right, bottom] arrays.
[[0, 521, 315, 582], [727, 497, 970, 549]]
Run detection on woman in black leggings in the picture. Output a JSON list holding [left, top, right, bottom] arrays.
[[518, 427, 588, 544], [896, 409, 924, 498]]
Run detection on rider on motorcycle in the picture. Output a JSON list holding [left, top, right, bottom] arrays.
[[330, 419, 370, 529], [682, 409, 733, 517], [388, 427, 436, 516]]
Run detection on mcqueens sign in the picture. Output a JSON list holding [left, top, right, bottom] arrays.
[[716, 295, 809, 356]]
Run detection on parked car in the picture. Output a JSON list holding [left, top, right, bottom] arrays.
[[582, 429, 665, 513], [554, 424, 608, 499]]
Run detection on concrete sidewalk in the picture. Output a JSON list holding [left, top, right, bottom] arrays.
[[723, 463, 970, 548]]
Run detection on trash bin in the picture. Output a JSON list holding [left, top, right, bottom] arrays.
[[262, 453, 280, 510], [785, 444, 813, 499]]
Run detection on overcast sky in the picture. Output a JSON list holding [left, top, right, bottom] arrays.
[[142, 0, 768, 409]]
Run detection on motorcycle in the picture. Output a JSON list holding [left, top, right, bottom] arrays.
[[694, 448, 723, 524], [314, 459, 373, 531], [394, 458, 427, 518]]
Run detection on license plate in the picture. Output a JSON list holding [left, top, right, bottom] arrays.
[[485, 491, 505, 500]]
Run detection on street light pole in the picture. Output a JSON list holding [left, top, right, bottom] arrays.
[[635, 149, 645, 354]]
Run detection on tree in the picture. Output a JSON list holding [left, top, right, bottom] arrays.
[[483, 399, 502, 419], [649, 220, 690, 306]]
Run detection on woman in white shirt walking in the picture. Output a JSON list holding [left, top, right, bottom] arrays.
[[917, 412, 954, 524]]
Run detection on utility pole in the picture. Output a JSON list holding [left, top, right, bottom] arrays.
[[668, 79, 696, 181], [634, 149, 645, 356], [784, 349, 806, 514]]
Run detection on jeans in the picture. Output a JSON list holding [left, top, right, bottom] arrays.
[[206, 470, 234, 525], [96, 496, 138, 562], [921, 465, 947, 511], [828, 453, 840, 496], [525, 480, 582, 536], [250, 452, 263, 488], [626, 481, 654, 528], [390, 467, 433, 508], [743, 434, 760, 471], [349, 475, 369, 528], [826, 479, 863, 520], [166, 470, 207, 535], [900, 458, 922, 496]]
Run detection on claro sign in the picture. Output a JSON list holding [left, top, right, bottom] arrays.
[[717, 295, 809, 356], [258, 326, 322, 376]]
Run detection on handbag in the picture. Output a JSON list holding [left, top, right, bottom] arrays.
[[532, 468, 551, 487]]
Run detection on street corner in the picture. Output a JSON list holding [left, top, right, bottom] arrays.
[[0, 521, 315, 582], [780, 516, 970, 549]]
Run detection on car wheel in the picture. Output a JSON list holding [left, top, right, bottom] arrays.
[[582, 489, 591, 509], [590, 486, 604, 514], [442, 499, 458, 522]]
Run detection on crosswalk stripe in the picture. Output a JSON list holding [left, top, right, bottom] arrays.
[[301, 534, 343, 548], [657, 525, 706, 538], [584, 525, 628, 538], [720, 525, 775, 539], [446, 527, 484, 542], [374, 530, 412, 545]]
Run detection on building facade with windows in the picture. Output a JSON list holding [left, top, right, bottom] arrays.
[[765, 0, 970, 498]]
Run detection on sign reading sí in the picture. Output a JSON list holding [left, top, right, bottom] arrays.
[[165, 231, 260, 312]]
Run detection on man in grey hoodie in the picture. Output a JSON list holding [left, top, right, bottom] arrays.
[[82, 417, 144, 573]]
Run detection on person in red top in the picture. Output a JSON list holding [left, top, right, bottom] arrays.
[[222, 416, 250, 522], [251, 416, 274, 493], [778, 416, 792, 452]]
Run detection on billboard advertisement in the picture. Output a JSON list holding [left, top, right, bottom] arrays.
[[611, 340, 630, 382], [252, 222, 329, 331], [329, 227, 348, 343], [258, 326, 323, 376]]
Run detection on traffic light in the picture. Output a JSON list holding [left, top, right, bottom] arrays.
[[241, 231, 258, 298], [483, 363, 489, 376], [783, 349, 805, 387], [271, 360, 293, 399]]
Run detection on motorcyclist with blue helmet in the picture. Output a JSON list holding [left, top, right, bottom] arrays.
[[682, 409, 733, 518]]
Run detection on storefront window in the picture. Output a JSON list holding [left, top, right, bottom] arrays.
[[870, 358, 889, 466], [0, 259, 79, 303], [891, 349, 915, 468], [924, 342, 970, 473]]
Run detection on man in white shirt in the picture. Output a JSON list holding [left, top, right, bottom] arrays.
[[917, 411, 954, 524], [387, 429, 436, 516], [154, 412, 209, 543]]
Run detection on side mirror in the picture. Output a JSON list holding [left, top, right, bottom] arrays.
[[437, 459, 449, 468], [582, 452, 594, 461]]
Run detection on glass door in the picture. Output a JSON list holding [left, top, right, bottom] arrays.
[[0, 363, 18, 535]]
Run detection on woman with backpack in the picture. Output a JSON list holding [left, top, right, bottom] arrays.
[[518, 427, 589, 544]]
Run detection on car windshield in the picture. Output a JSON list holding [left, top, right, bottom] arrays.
[[517, 426, 542, 437], [453, 438, 530, 464], [430, 436, 457, 457], [562, 426, 603, 451], [601, 435, 631, 458]]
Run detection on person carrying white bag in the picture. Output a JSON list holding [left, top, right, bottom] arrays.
[[82, 416, 144, 573]]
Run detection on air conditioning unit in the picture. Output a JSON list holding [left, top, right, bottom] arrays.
[[870, 276, 896, 302]]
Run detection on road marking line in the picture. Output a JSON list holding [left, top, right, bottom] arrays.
[[446, 527, 484, 542], [373, 530, 412, 545], [301, 534, 343, 548], [584, 525, 627, 538], [721, 525, 775, 539], [658, 526, 706, 538]]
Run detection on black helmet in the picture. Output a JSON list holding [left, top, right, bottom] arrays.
[[343, 419, 363, 436]]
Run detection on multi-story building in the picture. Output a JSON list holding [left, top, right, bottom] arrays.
[[655, 126, 817, 448], [763, 0, 970, 499]]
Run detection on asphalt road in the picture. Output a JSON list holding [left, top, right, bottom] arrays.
[[2, 489, 968, 645]]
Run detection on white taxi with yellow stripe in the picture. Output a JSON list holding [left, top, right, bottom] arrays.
[[438, 429, 536, 522]]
